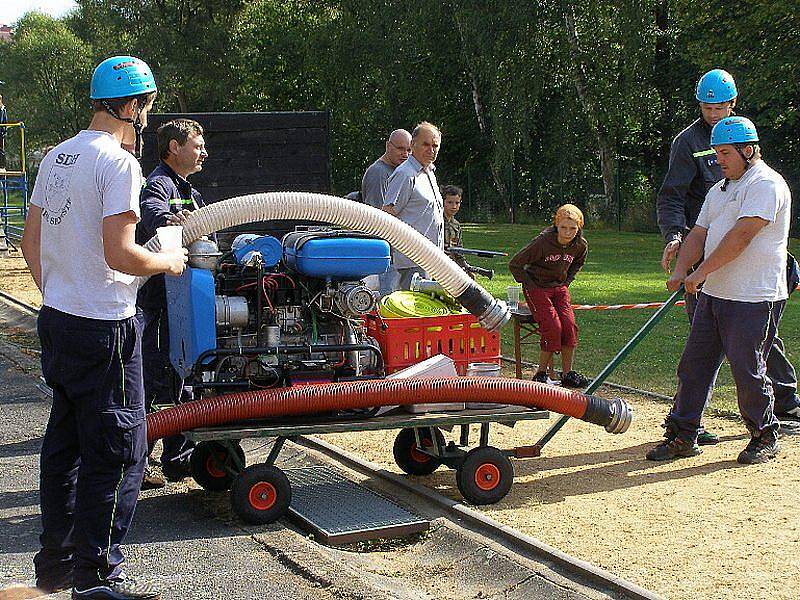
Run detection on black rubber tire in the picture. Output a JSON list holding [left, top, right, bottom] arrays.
[[393, 427, 445, 475], [455, 446, 514, 505], [230, 464, 292, 525], [189, 441, 246, 492]]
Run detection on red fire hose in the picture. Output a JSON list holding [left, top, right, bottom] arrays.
[[147, 377, 632, 444]]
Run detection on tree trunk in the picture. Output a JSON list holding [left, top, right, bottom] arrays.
[[652, 0, 672, 184], [453, 11, 515, 222], [176, 90, 189, 113], [562, 3, 616, 220]]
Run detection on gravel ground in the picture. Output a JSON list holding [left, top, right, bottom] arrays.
[[3, 252, 799, 599]]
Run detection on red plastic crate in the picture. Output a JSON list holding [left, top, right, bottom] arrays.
[[365, 312, 501, 375]]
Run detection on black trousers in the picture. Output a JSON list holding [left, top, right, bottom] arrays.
[[136, 306, 194, 469], [34, 307, 146, 587], [686, 292, 799, 415], [671, 294, 781, 438]]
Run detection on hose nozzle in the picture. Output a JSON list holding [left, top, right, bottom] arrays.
[[581, 395, 633, 434], [478, 297, 511, 331], [455, 284, 511, 332], [409, 272, 445, 295], [604, 396, 633, 434]]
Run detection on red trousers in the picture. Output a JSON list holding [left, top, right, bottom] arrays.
[[523, 285, 578, 352]]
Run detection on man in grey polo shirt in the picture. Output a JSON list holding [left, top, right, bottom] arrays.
[[361, 129, 412, 209], [361, 129, 411, 294], [383, 122, 444, 290]]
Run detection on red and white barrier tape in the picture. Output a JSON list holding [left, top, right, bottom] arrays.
[[568, 285, 799, 311], [570, 300, 685, 311]]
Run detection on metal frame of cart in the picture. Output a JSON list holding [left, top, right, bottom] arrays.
[[182, 406, 549, 524], [179, 288, 685, 526]]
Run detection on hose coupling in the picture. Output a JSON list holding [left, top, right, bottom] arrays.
[[604, 396, 633, 434], [479, 298, 511, 332], [409, 272, 445, 295]]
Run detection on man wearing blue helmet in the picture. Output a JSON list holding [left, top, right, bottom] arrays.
[[656, 69, 800, 441], [658, 69, 738, 272], [648, 116, 792, 464], [21, 55, 186, 599]]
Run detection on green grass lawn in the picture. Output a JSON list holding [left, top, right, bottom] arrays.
[[462, 223, 799, 414], [1, 191, 28, 232]]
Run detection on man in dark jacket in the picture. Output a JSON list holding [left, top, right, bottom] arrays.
[[136, 119, 208, 485], [657, 70, 800, 438]]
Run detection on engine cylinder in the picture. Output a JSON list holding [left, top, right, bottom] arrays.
[[215, 295, 249, 329]]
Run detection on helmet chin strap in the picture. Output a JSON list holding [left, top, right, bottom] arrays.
[[100, 99, 145, 160], [721, 145, 755, 191], [735, 144, 754, 167]]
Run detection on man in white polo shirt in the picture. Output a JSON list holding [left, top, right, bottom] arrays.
[[647, 116, 790, 464]]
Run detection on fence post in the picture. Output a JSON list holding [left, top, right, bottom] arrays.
[[614, 158, 620, 231]]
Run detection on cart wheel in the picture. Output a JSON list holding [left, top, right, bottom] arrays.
[[189, 441, 246, 491], [231, 464, 292, 525], [456, 446, 514, 505], [393, 428, 445, 475]]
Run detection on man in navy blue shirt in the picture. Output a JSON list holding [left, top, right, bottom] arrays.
[[136, 119, 208, 486]]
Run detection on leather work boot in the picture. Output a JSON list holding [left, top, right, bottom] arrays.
[[646, 436, 702, 461], [776, 405, 800, 436], [141, 465, 165, 490], [646, 420, 702, 461], [737, 429, 780, 465]]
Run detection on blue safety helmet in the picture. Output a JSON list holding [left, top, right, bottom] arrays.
[[695, 69, 737, 103], [90, 55, 157, 100], [710, 116, 758, 146]]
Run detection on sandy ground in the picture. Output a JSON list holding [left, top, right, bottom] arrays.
[[0, 255, 42, 308], [2, 252, 799, 599], [323, 402, 800, 600]]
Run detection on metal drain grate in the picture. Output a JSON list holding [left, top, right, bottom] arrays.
[[285, 465, 429, 545]]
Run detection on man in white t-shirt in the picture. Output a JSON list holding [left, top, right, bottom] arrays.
[[646, 116, 789, 465], [21, 56, 186, 600]]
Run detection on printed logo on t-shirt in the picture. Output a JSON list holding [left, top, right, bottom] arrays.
[[42, 154, 79, 226], [544, 254, 574, 263]]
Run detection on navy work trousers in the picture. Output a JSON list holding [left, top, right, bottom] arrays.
[[670, 293, 781, 438], [136, 306, 194, 470], [686, 292, 800, 415], [34, 306, 146, 588]]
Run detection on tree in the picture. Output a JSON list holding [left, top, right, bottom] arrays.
[[0, 12, 94, 147], [72, 0, 249, 112]]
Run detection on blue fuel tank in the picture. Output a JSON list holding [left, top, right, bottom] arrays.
[[165, 267, 217, 379], [283, 230, 390, 280]]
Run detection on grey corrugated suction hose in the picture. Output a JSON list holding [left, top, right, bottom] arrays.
[[144, 192, 510, 331]]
